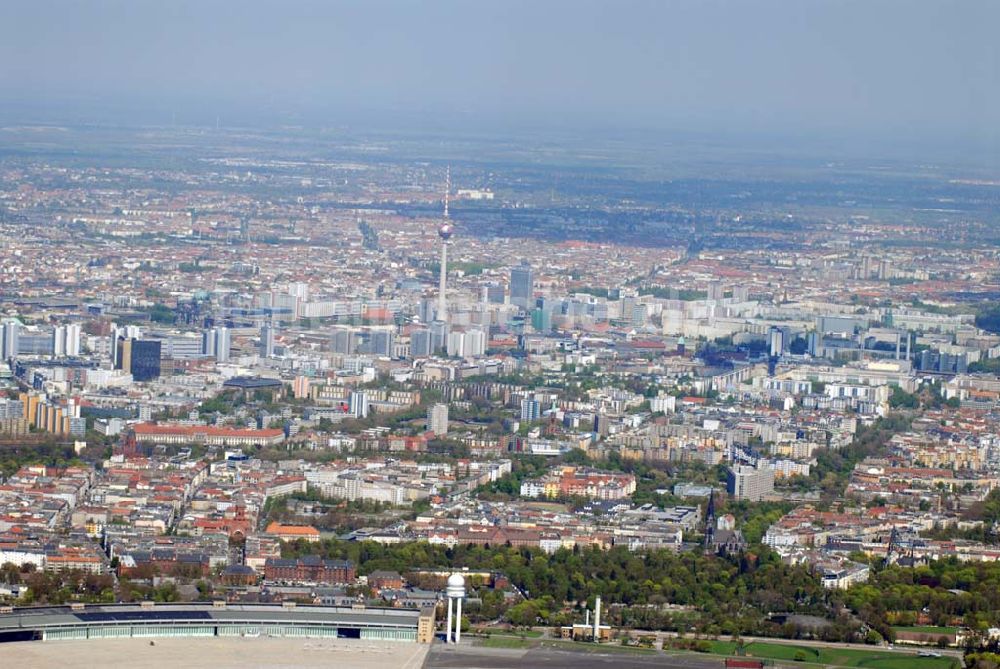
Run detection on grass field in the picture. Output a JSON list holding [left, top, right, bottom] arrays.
[[892, 626, 959, 635], [698, 640, 958, 669], [478, 635, 958, 668], [518, 630, 544, 638]]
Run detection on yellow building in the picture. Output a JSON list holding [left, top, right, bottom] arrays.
[[416, 607, 436, 643]]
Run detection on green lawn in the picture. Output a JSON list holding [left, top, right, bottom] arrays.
[[700, 640, 957, 669], [892, 626, 959, 635], [481, 635, 957, 669]]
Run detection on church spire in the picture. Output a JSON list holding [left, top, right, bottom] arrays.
[[704, 489, 717, 551]]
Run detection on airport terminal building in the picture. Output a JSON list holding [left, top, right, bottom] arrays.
[[0, 602, 436, 645]]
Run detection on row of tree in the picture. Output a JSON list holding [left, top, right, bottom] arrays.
[[280, 537, 865, 639]]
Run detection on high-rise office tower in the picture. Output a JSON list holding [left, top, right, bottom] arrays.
[[111, 330, 121, 366], [368, 330, 394, 357], [115, 336, 132, 374], [52, 326, 67, 357], [418, 297, 436, 324], [430, 320, 449, 354], [727, 465, 775, 501], [510, 262, 534, 310], [0, 319, 20, 361], [427, 403, 449, 435], [293, 375, 311, 400], [768, 327, 785, 358], [202, 330, 216, 357], [349, 391, 369, 419], [531, 308, 552, 333], [332, 329, 356, 355], [65, 324, 81, 356], [130, 339, 162, 382], [447, 328, 487, 358], [110, 324, 141, 364], [411, 329, 432, 358], [484, 283, 505, 305], [215, 327, 231, 362], [260, 324, 275, 358], [115, 337, 162, 382]]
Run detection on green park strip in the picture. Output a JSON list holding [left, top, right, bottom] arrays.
[[891, 625, 959, 635], [702, 640, 958, 669]]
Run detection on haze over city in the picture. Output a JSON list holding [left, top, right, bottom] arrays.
[[2, 1, 998, 157]]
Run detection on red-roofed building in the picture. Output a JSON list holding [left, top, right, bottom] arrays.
[[265, 522, 321, 543]]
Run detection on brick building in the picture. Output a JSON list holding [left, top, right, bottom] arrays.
[[264, 556, 356, 584]]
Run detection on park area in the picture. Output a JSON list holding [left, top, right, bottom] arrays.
[[475, 634, 960, 668], [703, 640, 958, 668]]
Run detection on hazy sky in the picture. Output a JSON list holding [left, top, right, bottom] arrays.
[[1, 0, 997, 149]]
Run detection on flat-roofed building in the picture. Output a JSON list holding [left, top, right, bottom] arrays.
[[0, 602, 435, 644], [132, 423, 285, 447]]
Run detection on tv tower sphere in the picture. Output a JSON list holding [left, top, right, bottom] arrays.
[[439, 222, 453, 240]]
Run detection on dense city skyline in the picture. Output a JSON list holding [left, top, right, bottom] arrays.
[[1, 3, 998, 669]]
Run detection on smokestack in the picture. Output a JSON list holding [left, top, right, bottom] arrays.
[[593, 596, 601, 642]]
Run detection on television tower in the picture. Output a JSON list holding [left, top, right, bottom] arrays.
[[437, 166, 453, 323]]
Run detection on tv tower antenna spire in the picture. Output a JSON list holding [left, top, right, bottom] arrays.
[[436, 166, 454, 324], [444, 165, 451, 219]]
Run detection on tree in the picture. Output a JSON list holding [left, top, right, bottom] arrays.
[[789, 337, 808, 355], [975, 304, 1000, 335], [889, 386, 918, 409]]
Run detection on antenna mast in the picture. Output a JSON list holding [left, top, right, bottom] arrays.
[[444, 165, 451, 219]]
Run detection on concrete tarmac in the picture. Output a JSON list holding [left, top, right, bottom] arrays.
[[0, 637, 430, 669]]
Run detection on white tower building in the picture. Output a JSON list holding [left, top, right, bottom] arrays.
[[214, 327, 231, 362], [52, 325, 67, 357], [445, 573, 466, 643], [427, 403, 449, 435], [437, 167, 453, 324], [65, 324, 81, 356]]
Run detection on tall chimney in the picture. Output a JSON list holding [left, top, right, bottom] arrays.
[[593, 596, 601, 642]]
